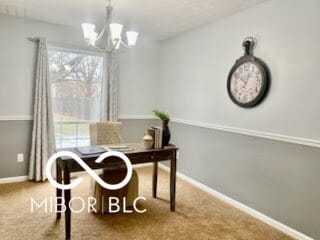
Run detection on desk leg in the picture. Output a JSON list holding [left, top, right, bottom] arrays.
[[170, 152, 177, 212], [152, 161, 158, 198], [56, 161, 62, 220], [64, 165, 71, 240]]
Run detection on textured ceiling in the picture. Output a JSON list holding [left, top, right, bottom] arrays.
[[0, 0, 268, 39]]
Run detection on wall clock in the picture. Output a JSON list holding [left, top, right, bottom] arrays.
[[227, 37, 270, 108]]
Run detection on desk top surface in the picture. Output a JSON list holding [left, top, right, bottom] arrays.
[[56, 143, 178, 161]]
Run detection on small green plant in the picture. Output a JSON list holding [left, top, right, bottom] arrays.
[[153, 109, 170, 121]]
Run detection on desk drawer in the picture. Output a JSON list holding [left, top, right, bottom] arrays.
[[129, 154, 152, 164], [152, 151, 173, 161]]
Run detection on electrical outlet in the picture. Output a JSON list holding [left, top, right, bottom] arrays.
[[17, 153, 24, 163], [176, 151, 180, 161]]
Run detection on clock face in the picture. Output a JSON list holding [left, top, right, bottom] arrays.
[[227, 57, 268, 108], [230, 62, 263, 104]]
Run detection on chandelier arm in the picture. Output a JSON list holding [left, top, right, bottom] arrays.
[[81, 0, 137, 51], [120, 40, 130, 49], [88, 43, 107, 53], [96, 25, 106, 43], [108, 38, 121, 52]]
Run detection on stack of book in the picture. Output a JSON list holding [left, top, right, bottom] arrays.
[[148, 126, 163, 149]]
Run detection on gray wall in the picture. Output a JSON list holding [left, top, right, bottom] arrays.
[[0, 121, 32, 178], [168, 122, 320, 239], [121, 119, 157, 143], [159, 0, 320, 140], [0, 15, 83, 117], [0, 15, 159, 178], [0, 14, 159, 117], [158, 0, 320, 238], [119, 41, 160, 116]]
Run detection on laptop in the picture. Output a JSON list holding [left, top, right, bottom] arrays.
[[76, 146, 107, 155]]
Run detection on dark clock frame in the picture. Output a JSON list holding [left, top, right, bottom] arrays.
[[227, 39, 270, 108]]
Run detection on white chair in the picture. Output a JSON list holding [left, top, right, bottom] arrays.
[[90, 122, 139, 213]]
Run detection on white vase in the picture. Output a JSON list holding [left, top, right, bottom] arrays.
[[143, 133, 154, 150]]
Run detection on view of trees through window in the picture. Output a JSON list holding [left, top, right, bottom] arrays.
[[48, 47, 105, 148]]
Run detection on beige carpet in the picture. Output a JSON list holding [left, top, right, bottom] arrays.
[[0, 166, 292, 240]]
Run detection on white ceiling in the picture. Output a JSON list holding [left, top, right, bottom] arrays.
[[0, 0, 268, 39]]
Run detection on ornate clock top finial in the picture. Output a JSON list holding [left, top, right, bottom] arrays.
[[242, 37, 256, 55]]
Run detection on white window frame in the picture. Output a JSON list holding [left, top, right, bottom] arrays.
[[48, 45, 107, 148]]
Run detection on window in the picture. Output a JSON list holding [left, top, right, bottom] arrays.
[[48, 47, 106, 148]]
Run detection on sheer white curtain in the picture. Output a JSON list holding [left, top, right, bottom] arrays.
[[104, 6, 120, 121], [29, 38, 55, 181], [107, 51, 119, 121]]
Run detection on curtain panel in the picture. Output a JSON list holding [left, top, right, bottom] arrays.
[[29, 38, 55, 182], [107, 51, 120, 121]]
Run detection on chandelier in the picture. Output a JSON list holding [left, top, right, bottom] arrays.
[[81, 0, 139, 52]]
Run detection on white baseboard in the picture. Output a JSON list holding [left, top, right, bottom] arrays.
[[0, 175, 28, 184], [158, 163, 314, 240]]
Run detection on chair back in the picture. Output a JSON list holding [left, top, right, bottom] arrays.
[[90, 122, 123, 145]]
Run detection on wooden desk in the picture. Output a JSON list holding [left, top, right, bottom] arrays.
[[55, 143, 178, 240]]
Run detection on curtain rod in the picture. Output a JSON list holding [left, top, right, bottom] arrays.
[[27, 37, 106, 55]]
